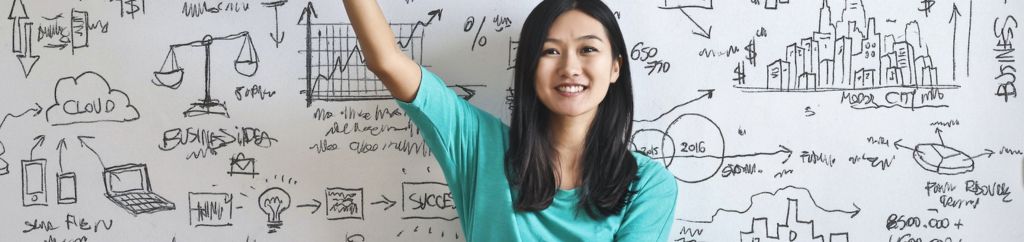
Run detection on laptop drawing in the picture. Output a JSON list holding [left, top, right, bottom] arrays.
[[103, 163, 175, 215]]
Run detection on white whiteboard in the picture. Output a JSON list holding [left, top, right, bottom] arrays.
[[1, 0, 1022, 241]]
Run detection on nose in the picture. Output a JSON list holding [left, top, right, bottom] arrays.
[[559, 51, 582, 79]]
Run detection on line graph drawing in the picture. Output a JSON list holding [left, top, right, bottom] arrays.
[[298, 3, 470, 106], [299, 3, 435, 106]]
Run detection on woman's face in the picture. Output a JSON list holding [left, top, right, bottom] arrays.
[[534, 9, 621, 120]]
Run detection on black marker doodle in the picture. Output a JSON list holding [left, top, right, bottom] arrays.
[[109, 0, 146, 19], [181, 1, 251, 18], [918, 0, 935, 17], [632, 42, 671, 75], [262, 0, 287, 48], [300, 3, 454, 106], [949, 4, 963, 81], [461, 14, 511, 52], [633, 90, 794, 183], [683, 186, 858, 240], [8, 0, 39, 77], [258, 187, 290, 233], [326, 187, 363, 220], [189, 192, 234, 227], [0, 103, 41, 175], [759, 0, 792, 10], [35, 9, 111, 55], [401, 181, 456, 221], [103, 163, 176, 215], [507, 37, 519, 70], [46, 72, 140, 126], [228, 152, 259, 178], [55, 138, 77, 204], [755, 1, 950, 92], [152, 31, 260, 118], [21, 135, 48, 207], [658, 0, 714, 39], [893, 128, 989, 175], [296, 198, 321, 214], [740, 199, 851, 242], [464, 16, 488, 51], [993, 14, 1018, 102], [370, 194, 397, 211]]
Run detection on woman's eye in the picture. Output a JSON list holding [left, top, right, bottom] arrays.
[[582, 47, 598, 54], [543, 48, 560, 55]]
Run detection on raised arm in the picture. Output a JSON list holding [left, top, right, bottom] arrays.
[[342, 0, 421, 102]]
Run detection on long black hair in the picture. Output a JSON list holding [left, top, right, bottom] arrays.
[[505, 0, 637, 219]]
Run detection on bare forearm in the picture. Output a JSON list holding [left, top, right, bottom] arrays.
[[342, 0, 420, 101]]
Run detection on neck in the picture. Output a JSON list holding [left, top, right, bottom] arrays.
[[549, 111, 596, 189]]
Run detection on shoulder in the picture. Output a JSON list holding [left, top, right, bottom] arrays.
[[628, 151, 677, 196]]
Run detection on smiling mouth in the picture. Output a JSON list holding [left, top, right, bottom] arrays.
[[556, 84, 588, 94]]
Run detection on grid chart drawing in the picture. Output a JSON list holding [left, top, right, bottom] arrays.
[[302, 22, 425, 106]]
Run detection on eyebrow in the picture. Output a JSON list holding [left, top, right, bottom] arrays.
[[544, 35, 605, 44]]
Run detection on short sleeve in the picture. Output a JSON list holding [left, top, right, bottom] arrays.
[[395, 66, 500, 190], [614, 157, 678, 242]]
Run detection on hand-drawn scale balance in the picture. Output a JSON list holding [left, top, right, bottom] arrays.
[[151, 31, 259, 118]]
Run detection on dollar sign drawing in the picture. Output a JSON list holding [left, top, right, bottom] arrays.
[[744, 39, 757, 66], [918, 0, 935, 17], [733, 62, 746, 85]]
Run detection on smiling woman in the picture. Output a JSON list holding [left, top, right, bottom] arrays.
[[341, 0, 677, 241]]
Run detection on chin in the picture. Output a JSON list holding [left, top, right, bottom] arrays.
[[548, 106, 596, 118]]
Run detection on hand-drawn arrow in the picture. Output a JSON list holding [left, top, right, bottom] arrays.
[[297, 198, 322, 214], [893, 138, 925, 155], [934, 128, 945, 145], [655, 145, 792, 163], [397, 9, 443, 49], [0, 103, 38, 175], [949, 4, 962, 81], [56, 138, 68, 173], [0, 103, 42, 130], [658, 2, 714, 39], [370, 195, 396, 211], [16, 52, 41, 78], [965, 149, 995, 161], [77, 136, 106, 168], [634, 89, 713, 122], [263, 0, 288, 48], [29, 135, 44, 160], [449, 84, 485, 101]]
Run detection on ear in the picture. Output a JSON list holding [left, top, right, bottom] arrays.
[[610, 55, 622, 83]]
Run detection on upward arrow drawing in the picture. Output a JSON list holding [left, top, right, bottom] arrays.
[[396, 9, 443, 49], [949, 3, 962, 81], [263, 0, 288, 48]]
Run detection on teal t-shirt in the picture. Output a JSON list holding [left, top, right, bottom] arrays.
[[396, 66, 678, 242]]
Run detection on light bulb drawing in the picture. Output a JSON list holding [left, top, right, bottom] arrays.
[[152, 31, 259, 118], [258, 187, 290, 233]]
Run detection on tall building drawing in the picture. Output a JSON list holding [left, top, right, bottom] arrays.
[[740, 199, 850, 242], [751, 0, 945, 92]]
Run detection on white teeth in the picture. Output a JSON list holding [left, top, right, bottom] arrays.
[[557, 85, 586, 93]]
